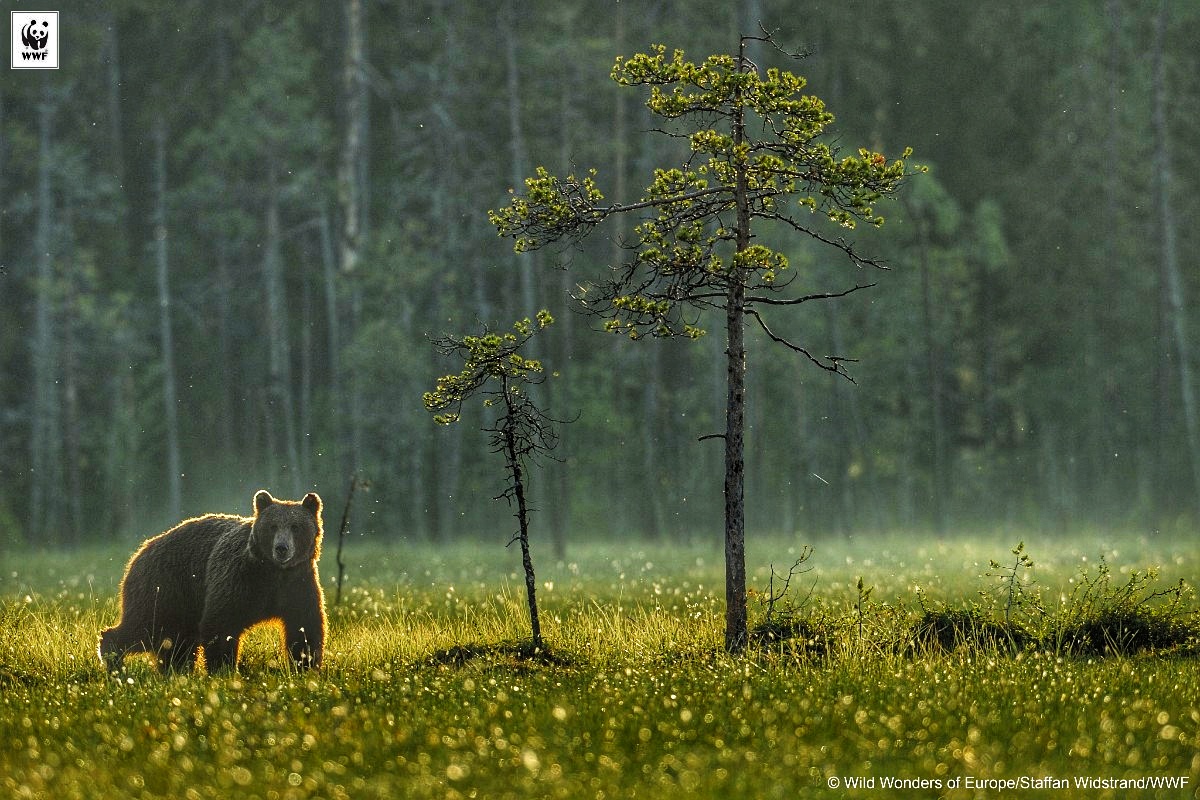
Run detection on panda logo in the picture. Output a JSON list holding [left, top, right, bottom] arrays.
[[21, 20, 50, 51]]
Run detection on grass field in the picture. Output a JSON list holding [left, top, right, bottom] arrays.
[[2, 532, 1198, 799]]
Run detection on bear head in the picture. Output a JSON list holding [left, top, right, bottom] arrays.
[[249, 490, 323, 568]]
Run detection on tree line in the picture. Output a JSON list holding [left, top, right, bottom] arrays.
[[1, 0, 1198, 551]]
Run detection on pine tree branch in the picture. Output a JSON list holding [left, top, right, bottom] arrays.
[[747, 282, 876, 306], [759, 212, 892, 270], [746, 308, 856, 382], [598, 186, 731, 217]]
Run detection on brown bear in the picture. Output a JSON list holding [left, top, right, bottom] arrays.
[[98, 490, 326, 674]]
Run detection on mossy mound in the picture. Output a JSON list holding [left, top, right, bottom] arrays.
[[1057, 608, 1198, 656], [905, 608, 1032, 655], [750, 617, 834, 659]]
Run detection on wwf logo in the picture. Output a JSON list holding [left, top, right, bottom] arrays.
[[11, 11, 59, 70], [22, 19, 50, 53]]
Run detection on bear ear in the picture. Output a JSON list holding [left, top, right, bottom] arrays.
[[254, 490, 275, 515], [302, 492, 322, 518]]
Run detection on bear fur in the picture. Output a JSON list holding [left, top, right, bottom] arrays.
[[98, 490, 326, 674]]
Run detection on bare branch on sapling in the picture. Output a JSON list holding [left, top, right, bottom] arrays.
[[334, 472, 368, 606]]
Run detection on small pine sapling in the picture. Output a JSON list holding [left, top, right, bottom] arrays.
[[423, 311, 558, 652], [855, 576, 874, 653], [985, 541, 1043, 627]]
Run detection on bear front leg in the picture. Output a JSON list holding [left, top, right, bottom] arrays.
[[98, 626, 142, 673], [201, 631, 241, 673], [284, 619, 323, 669], [280, 576, 325, 670], [283, 607, 324, 670], [200, 603, 244, 673], [199, 575, 255, 673], [157, 636, 199, 674], [286, 623, 324, 671]]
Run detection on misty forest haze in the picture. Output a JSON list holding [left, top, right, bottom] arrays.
[[2, 0, 1200, 552]]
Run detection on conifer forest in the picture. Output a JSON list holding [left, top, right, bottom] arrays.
[[3, 0, 1200, 550]]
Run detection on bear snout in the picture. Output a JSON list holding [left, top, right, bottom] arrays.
[[272, 532, 296, 564]]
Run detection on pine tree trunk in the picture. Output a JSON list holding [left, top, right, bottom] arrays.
[[917, 218, 948, 534], [29, 90, 62, 542], [1085, 0, 1121, 516], [319, 203, 346, 479], [825, 296, 884, 533], [264, 157, 303, 497], [1152, 0, 1200, 517], [724, 282, 748, 653], [214, 235, 237, 459], [547, 53, 575, 561], [550, 254, 573, 561], [349, 283, 365, 495], [153, 120, 182, 522], [504, 0, 536, 318], [212, 21, 238, 464], [61, 211, 83, 544], [338, 0, 368, 492], [299, 278, 314, 479], [723, 41, 751, 653], [642, 346, 667, 540], [503, 385, 542, 650], [338, 0, 364, 279], [104, 15, 130, 270], [105, 325, 138, 538]]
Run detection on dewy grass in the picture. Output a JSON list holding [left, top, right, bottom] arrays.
[[1, 533, 1198, 799]]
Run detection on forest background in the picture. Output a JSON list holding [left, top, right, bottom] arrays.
[[2, 0, 1199, 554]]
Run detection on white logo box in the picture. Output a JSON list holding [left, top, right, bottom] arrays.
[[12, 11, 59, 70]]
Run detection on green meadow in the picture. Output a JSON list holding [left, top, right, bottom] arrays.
[[2, 533, 1198, 799]]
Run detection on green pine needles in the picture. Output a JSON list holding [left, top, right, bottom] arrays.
[[489, 39, 918, 348]]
